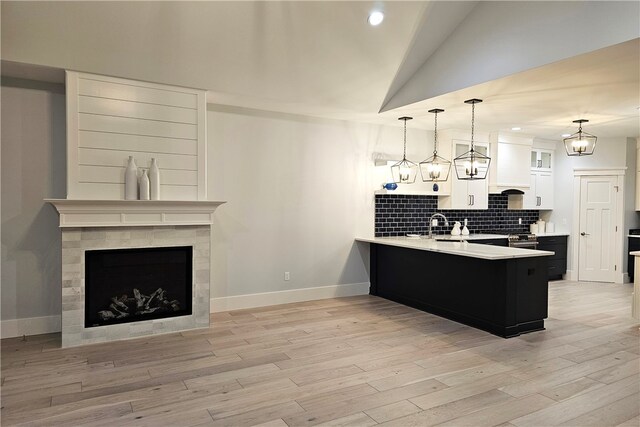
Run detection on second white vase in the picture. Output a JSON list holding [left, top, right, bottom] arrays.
[[139, 169, 150, 200], [149, 158, 160, 200]]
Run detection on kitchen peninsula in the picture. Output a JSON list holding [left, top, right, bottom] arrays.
[[356, 236, 554, 338]]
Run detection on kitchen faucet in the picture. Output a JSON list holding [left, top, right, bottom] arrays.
[[427, 213, 449, 239]]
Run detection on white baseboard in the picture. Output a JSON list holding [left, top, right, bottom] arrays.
[[562, 269, 629, 284], [1, 315, 61, 339], [210, 282, 371, 312], [564, 270, 576, 281], [1, 284, 371, 337]]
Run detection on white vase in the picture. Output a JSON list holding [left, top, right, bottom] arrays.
[[451, 222, 462, 236], [124, 156, 138, 200], [149, 158, 160, 200], [139, 169, 150, 200]]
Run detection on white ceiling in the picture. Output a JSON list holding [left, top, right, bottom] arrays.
[[1, 1, 638, 138], [383, 38, 640, 139]]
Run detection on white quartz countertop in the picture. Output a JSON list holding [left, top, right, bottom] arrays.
[[630, 251, 640, 256], [536, 232, 570, 237], [628, 235, 640, 238], [355, 236, 554, 260]]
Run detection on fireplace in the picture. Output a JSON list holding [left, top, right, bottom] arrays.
[[85, 246, 193, 327], [47, 200, 223, 347]]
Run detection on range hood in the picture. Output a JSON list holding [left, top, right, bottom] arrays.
[[501, 189, 525, 195], [488, 132, 533, 194]]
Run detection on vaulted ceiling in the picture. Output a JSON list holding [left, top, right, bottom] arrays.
[[2, 1, 639, 138]]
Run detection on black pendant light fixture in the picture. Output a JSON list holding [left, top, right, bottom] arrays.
[[453, 98, 491, 180], [419, 108, 451, 185], [391, 117, 418, 184], [563, 119, 597, 156]]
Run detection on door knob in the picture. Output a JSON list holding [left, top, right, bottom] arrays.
[[580, 232, 590, 236]]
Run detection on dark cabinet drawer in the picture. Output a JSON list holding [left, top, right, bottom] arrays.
[[537, 236, 567, 280], [548, 258, 567, 275], [538, 243, 566, 260]]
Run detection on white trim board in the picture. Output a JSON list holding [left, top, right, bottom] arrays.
[[210, 282, 371, 312], [1, 315, 61, 339]]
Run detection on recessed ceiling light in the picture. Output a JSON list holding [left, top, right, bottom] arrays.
[[562, 133, 571, 137], [511, 127, 521, 131], [368, 11, 384, 26]]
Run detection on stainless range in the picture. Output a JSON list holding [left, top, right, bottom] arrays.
[[507, 233, 538, 249]]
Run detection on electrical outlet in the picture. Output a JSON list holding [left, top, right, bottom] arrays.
[[464, 218, 468, 226], [562, 218, 567, 225], [518, 218, 522, 225], [284, 272, 290, 281]]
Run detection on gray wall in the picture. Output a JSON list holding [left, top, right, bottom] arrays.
[[1, 83, 430, 327], [205, 104, 427, 300], [1, 81, 66, 322]]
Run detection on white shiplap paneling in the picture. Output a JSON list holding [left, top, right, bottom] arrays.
[[66, 71, 207, 200]]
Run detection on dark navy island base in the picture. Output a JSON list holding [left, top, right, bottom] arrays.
[[369, 243, 549, 338]]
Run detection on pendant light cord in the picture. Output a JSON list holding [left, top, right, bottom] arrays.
[[470, 101, 475, 153], [433, 112, 438, 155], [403, 118, 407, 160]]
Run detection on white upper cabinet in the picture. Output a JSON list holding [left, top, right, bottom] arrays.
[[488, 132, 533, 193], [531, 149, 553, 171], [438, 130, 490, 210], [535, 172, 553, 209], [510, 140, 555, 210]]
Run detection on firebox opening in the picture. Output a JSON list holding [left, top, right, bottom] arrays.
[[85, 246, 193, 328]]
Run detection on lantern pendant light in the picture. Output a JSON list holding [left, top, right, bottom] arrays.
[[391, 117, 418, 184], [563, 119, 597, 156], [419, 108, 451, 184], [453, 98, 491, 180]]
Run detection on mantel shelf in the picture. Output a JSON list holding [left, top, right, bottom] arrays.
[[45, 199, 226, 228]]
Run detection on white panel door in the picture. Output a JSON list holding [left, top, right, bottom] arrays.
[[578, 176, 618, 282]]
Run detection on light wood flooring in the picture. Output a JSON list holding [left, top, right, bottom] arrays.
[[1, 280, 639, 426]]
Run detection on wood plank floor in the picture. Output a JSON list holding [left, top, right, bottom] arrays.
[[2, 280, 639, 426]]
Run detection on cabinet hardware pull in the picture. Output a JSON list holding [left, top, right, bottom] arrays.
[[580, 232, 590, 236]]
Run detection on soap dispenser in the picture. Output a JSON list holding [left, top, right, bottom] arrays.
[[451, 221, 462, 236]]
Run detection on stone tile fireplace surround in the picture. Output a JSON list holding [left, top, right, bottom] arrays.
[[48, 199, 224, 348]]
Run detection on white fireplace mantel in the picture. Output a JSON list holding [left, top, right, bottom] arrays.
[[46, 199, 226, 228]]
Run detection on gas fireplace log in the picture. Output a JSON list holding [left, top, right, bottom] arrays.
[[111, 297, 128, 311], [137, 307, 161, 315], [97, 287, 182, 322], [133, 288, 148, 309], [145, 288, 163, 309], [109, 303, 129, 318], [98, 310, 115, 320]]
